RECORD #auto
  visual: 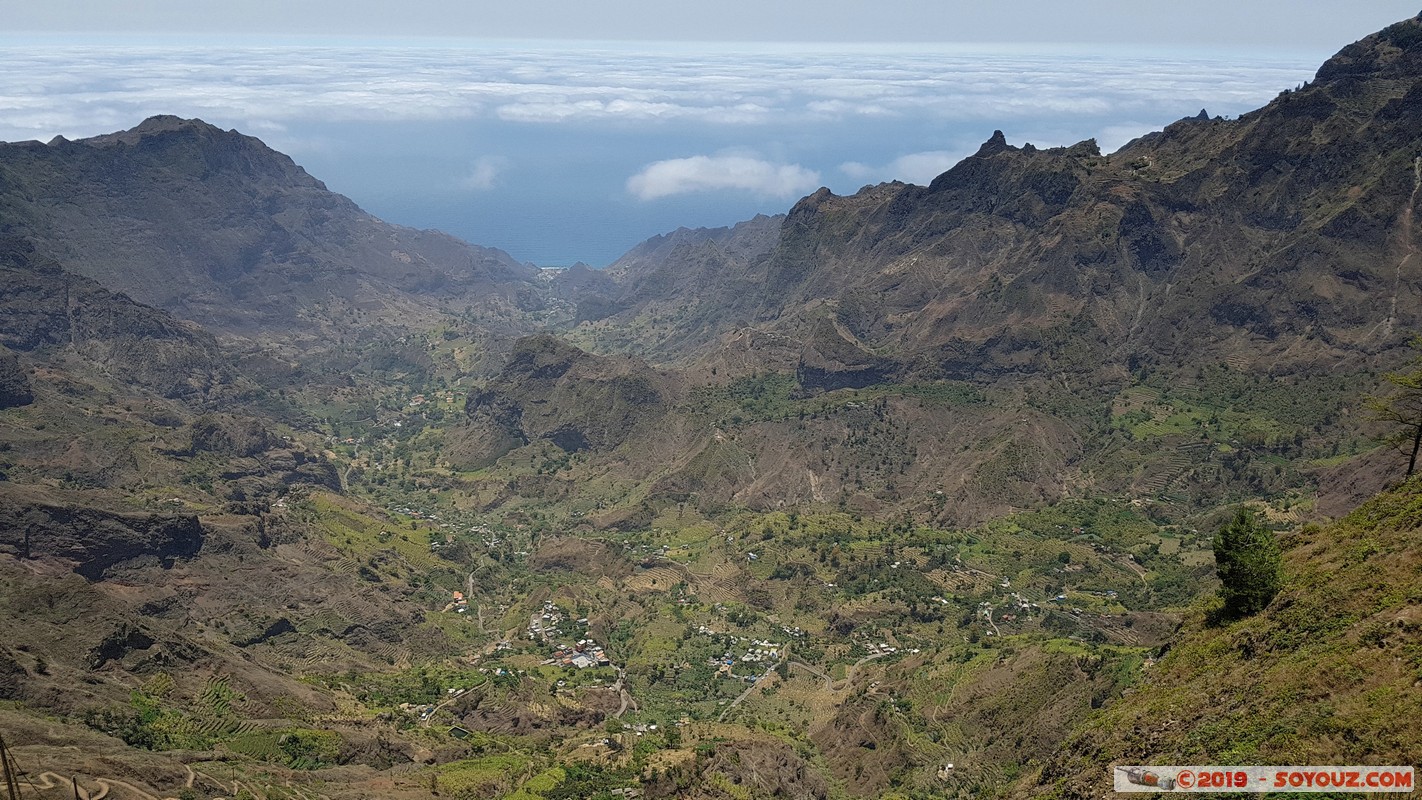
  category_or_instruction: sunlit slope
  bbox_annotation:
[1022,477,1422,798]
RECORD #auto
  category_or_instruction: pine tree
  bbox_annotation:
[1212,507,1281,618]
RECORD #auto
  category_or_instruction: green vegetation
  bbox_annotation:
[1037,478,1422,796]
[1367,338,1422,477]
[1212,507,1281,619]
[436,754,535,798]
[35,342,1376,800]
[11,52,1422,798]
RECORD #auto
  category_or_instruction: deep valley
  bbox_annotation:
[1,14,1421,800]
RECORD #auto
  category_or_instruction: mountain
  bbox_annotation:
[452,334,681,468]
[2,15,1422,800]
[0,235,234,401]
[463,15,1422,528]
[561,214,784,356]
[575,21,1422,384]
[457,337,1080,523]
[1019,476,1422,799]
[0,232,472,795]
[0,115,544,346]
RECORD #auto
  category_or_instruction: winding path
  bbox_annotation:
[419,681,488,728]
[788,649,890,693]
[718,658,786,722]
[719,648,895,722]
[26,771,182,800]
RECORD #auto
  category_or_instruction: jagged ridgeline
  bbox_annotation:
[488,11,1422,523]
[0,12,1419,800]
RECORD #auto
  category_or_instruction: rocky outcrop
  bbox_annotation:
[0,237,233,399]
[795,317,897,392]
[88,624,157,669]
[0,648,28,699]
[0,491,204,579]
[0,346,31,408]
[187,414,279,457]
[455,335,676,467]
[230,617,297,647]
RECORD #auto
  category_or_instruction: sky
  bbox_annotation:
[2,3,1419,265]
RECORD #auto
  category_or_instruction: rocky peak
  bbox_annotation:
[83,114,224,144]
[67,114,318,187]
[973,129,1012,157]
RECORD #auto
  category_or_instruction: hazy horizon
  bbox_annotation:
[4,3,1418,265]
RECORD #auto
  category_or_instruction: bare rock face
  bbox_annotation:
[87,623,157,669]
[0,491,204,579]
[0,648,28,699]
[0,346,31,408]
[0,236,232,400]
[187,414,279,457]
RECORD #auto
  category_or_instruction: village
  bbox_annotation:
[530,600,614,670]
[693,625,789,680]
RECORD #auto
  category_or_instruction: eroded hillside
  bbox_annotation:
[0,14,1420,800]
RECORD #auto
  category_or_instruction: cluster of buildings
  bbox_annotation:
[849,629,917,655]
[529,600,568,641]
[548,641,612,670]
[1010,592,1040,611]
[391,504,439,520]
[703,635,785,678]
[531,601,612,669]
[407,391,457,408]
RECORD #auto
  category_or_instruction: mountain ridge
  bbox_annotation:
[565,17,1422,388]
[0,15,1420,800]
[0,115,545,350]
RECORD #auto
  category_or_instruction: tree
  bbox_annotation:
[1366,338,1422,478]
[1212,507,1280,618]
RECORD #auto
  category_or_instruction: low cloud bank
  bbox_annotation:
[628,154,821,200]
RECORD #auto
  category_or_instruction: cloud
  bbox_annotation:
[0,43,1317,145]
[840,148,972,186]
[460,156,507,191]
[627,154,821,200]
[806,99,893,117]
[1095,122,1168,154]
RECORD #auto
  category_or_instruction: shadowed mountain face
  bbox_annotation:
[0,115,543,343]
[0,236,234,401]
